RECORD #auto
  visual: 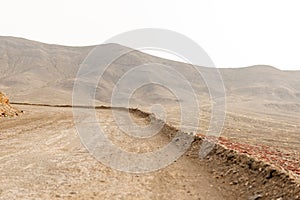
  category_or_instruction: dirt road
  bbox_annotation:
[0,105,229,200]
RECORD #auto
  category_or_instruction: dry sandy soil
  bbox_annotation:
[0,105,299,199]
[0,105,226,200]
[158,104,300,179]
[0,36,299,199]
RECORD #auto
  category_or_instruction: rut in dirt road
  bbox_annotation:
[0,105,228,200]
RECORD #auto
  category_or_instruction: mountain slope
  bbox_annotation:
[0,36,299,180]
[0,36,299,114]
[0,36,92,104]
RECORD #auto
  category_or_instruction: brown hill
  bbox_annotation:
[0,36,299,150]
[0,36,299,111]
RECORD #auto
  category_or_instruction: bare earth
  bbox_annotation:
[0,105,229,200]
[0,37,299,199]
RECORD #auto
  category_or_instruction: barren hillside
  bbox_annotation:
[0,36,299,108]
[0,36,299,199]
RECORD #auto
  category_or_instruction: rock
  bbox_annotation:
[248,193,263,200]
[0,92,22,117]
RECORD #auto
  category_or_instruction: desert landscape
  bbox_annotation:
[0,36,300,199]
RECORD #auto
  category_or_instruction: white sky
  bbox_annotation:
[0,0,299,70]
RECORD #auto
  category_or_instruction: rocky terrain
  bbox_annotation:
[0,105,299,199]
[0,92,22,117]
[0,36,299,199]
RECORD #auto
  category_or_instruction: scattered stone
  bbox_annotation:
[248,193,263,200]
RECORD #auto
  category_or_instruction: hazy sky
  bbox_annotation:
[0,0,299,70]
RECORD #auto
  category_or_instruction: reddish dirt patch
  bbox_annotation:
[197,134,300,178]
[219,137,300,178]
[196,133,300,178]
[193,133,300,199]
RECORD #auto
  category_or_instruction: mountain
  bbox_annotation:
[0,36,299,116]
[0,35,299,160]
[0,36,92,104]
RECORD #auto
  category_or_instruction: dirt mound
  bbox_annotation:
[0,92,22,117]
[190,134,300,199]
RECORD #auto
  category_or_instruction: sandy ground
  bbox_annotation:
[0,105,230,200]
[148,104,300,177]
